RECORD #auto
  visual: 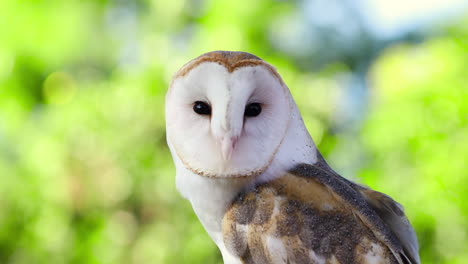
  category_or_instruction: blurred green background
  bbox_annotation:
[0,0,467,263]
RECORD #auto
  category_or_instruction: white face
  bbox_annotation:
[166,62,291,178]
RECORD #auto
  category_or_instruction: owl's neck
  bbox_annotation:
[170,101,317,246]
[256,100,318,184]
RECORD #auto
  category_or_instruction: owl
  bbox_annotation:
[166,51,420,264]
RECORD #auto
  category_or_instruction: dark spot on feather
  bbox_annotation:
[231,192,257,225]
[252,191,274,225]
[240,247,255,264]
[297,207,368,263]
[276,199,302,236]
[222,221,247,257]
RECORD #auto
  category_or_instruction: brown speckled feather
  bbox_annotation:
[222,160,419,264]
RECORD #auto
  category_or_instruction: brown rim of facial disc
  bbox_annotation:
[172,51,284,85]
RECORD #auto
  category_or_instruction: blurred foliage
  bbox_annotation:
[0,0,467,263]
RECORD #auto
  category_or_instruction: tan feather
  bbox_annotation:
[221,161,419,264]
[360,189,420,264]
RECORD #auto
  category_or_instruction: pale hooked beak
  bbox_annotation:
[221,136,238,161]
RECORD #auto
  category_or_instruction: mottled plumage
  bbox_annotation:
[166,51,420,264]
[222,158,418,264]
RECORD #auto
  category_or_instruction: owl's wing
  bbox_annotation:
[359,189,420,264]
[222,161,419,264]
[313,155,420,264]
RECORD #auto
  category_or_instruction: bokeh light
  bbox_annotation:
[0,0,466,263]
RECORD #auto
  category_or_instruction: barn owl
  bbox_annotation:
[166,51,420,264]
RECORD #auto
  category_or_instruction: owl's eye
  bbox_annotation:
[193,101,211,115]
[244,103,262,117]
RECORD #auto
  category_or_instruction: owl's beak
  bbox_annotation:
[221,136,238,161]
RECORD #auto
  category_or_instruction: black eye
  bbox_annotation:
[193,101,211,115]
[244,103,262,117]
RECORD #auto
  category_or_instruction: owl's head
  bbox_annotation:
[166,51,292,178]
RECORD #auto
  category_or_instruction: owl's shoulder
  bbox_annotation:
[221,161,418,264]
